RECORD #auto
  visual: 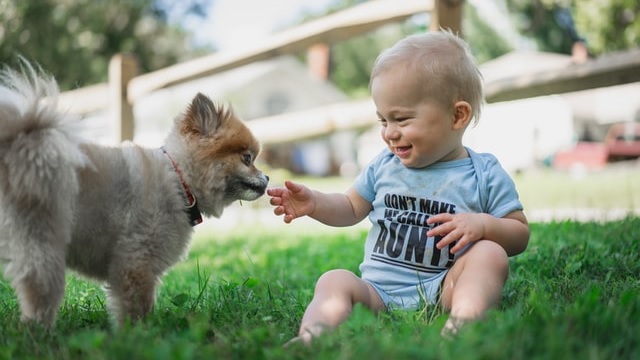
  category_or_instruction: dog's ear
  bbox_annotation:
[180,93,230,137]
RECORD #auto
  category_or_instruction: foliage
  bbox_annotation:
[301,1,512,98]
[1,216,639,359]
[2,0,637,95]
[329,25,414,99]
[505,0,639,55]
[463,3,513,64]
[0,0,209,90]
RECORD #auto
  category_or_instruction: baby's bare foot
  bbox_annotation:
[283,323,329,348]
[440,316,470,339]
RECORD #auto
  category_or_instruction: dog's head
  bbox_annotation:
[169,93,268,218]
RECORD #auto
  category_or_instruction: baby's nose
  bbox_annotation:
[384,124,401,140]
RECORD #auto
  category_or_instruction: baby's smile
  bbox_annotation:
[393,145,412,157]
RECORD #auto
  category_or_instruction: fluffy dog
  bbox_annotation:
[0,62,269,327]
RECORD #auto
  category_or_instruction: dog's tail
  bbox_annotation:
[0,60,88,204]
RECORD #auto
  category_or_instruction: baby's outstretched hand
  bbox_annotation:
[267,180,315,223]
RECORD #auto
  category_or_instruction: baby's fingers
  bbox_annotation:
[448,238,466,254]
[269,196,282,206]
[271,203,298,223]
[273,205,285,216]
[266,187,280,196]
[427,213,452,225]
[427,221,452,237]
[435,231,458,250]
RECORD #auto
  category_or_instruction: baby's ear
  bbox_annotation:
[452,101,472,130]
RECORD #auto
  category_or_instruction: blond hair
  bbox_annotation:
[370,30,484,124]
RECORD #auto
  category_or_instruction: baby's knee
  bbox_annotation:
[316,269,356,286]
[314,269,366,296]
[475,240,507,259]
[462,240,509,276]
[476,240,509,276]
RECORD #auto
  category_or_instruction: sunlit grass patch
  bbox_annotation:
[0,217,639,359]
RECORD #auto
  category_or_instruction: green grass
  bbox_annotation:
[1,217,639,359]
[512,166,640,211]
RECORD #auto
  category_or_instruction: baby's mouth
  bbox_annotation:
[394,145,412,157]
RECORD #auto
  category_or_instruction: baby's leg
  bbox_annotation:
[439,240,509,333]
[289,269,384,345]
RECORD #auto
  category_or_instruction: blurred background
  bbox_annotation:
[2,0,638,230]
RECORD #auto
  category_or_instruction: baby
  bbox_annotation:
[268,30,530,344]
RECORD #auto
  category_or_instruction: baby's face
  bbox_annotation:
[371,69,468,168]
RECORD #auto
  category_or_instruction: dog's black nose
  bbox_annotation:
[265,175,270,181]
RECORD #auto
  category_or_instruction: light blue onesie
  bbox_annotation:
[353,147,523,310]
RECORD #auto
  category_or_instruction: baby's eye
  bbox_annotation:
[377,118,388,126]
[242,153,252,166]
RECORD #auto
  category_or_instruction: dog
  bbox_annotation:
[0,61,269,327]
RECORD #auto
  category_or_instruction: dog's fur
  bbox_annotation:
[0,62,268,327]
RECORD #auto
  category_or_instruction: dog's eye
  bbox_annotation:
[242,153,252,166]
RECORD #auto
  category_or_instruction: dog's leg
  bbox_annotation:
[105,263,158,325]
[6,243,66,328]
[3,207,69,328]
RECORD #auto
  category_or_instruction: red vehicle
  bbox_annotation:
[553,142,608,170]
[605,122,640,161]
[552,122,640,170]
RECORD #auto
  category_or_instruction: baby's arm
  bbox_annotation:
[268,180,371,226]
[427,210,529,257]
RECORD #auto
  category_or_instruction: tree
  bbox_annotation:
[463,3,513,64]
[505,0,639,56]
[573,0,639,54]
[0,0,209,90]
[299,1,511,98]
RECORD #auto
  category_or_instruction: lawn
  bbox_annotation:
[1,215,639,359]
[1,164,639,359]
[513,165,640,218]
